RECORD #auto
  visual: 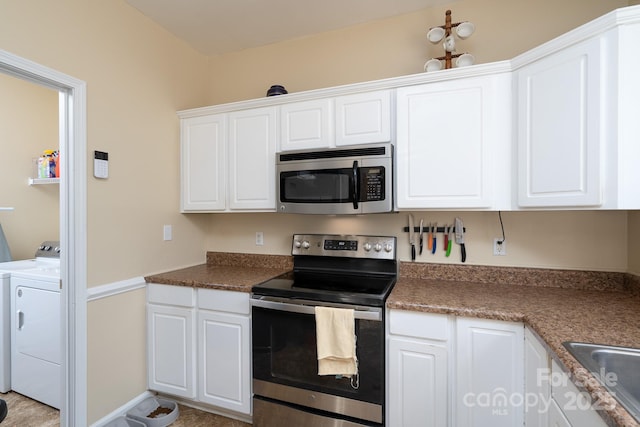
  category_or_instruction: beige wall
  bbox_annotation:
[206,210,629,272]
[1,0,210,423]
[0,74,59,260]
[206,0,628,104]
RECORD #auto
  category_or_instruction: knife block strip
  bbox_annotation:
[403,226,465,233]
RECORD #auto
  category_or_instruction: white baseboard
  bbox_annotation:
[90,390,155,427]
[86,276,146,301]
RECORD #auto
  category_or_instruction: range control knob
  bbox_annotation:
[374,243,383,252]
[363,242,372,252]
[302,240,310,249]
[384,243,394,253]
[294,240,302,248]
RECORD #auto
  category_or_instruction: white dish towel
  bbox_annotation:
[315,306,358,377]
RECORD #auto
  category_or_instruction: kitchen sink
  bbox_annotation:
[563,342,640,422]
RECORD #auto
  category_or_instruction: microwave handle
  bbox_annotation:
[352,160,359,210]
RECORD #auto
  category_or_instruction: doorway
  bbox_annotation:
[0,49,87,426]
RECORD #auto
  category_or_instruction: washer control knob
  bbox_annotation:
[363,242,372,252]
[374,243,382,252]
[302,240,310,249]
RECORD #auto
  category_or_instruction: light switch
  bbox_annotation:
[163,225,172,241]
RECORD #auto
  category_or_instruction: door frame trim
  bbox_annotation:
[0,49,87,426]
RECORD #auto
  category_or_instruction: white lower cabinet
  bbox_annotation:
[525,327,551,427]
[147,284,197,399]
[197,289,251,414]
[524,327,607,427]
[455,317,524,427]
[387,310,451,427]
[548,398,572,427]
[388,312,525,427]
[550,359,607,427]
[147,284,251,417]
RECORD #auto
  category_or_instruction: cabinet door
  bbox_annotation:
[228,107,277,210]
[548,399,572,427]
[396,74,510,209]
[181,114,226,211]
[525,328,551,427]
[280,98,332,151]
[388,337,448,427]
[516,37,603,207]
[147,304,196,399]
[455,318,524,427]
[198,309,251,414]
[550,359,607,427]
[335,90,391,146]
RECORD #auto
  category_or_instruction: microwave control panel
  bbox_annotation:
[360,167,385,201]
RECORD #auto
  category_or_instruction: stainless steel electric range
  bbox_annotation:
[251,234,397,427]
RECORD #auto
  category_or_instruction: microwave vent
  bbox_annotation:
[279,146,388,162]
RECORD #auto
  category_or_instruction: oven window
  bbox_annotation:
[252,306,383,405]
[280,169,353,203]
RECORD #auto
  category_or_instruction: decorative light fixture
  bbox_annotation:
[424,10,475,72]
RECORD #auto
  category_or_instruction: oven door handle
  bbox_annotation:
[251,297,382,321]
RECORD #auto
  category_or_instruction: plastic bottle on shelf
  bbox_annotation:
[43,150,55,178]
[38,156,48,178]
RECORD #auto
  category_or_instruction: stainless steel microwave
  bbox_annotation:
[276,143,394,214]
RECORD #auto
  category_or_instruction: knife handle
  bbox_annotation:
[445,240,452,257]
[432,237,436,254]
[411,244,416,261]
[444,233,449,251]
[461,244,466,263]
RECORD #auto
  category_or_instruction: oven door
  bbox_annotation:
[251,297,384,425]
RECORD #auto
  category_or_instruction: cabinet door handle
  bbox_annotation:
[16,310,24,330]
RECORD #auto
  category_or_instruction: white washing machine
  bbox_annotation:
[0,241,60,408]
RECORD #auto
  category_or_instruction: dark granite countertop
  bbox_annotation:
[144,253,640,426]
[144,252,292,292]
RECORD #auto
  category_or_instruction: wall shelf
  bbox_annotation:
[28,177,60,185]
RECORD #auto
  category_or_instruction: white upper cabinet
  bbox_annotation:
[335,90,391,146]
[516,37,603,208]
[396,73,511,210]
[228,107,277,210]
[278,90,392,151]
[180,106,277,213]
[181,114,226,211]
[514,10,640,209]
[279,99,332,151]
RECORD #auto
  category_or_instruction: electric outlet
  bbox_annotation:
[493,238,506,256]
[256,231,264,246]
